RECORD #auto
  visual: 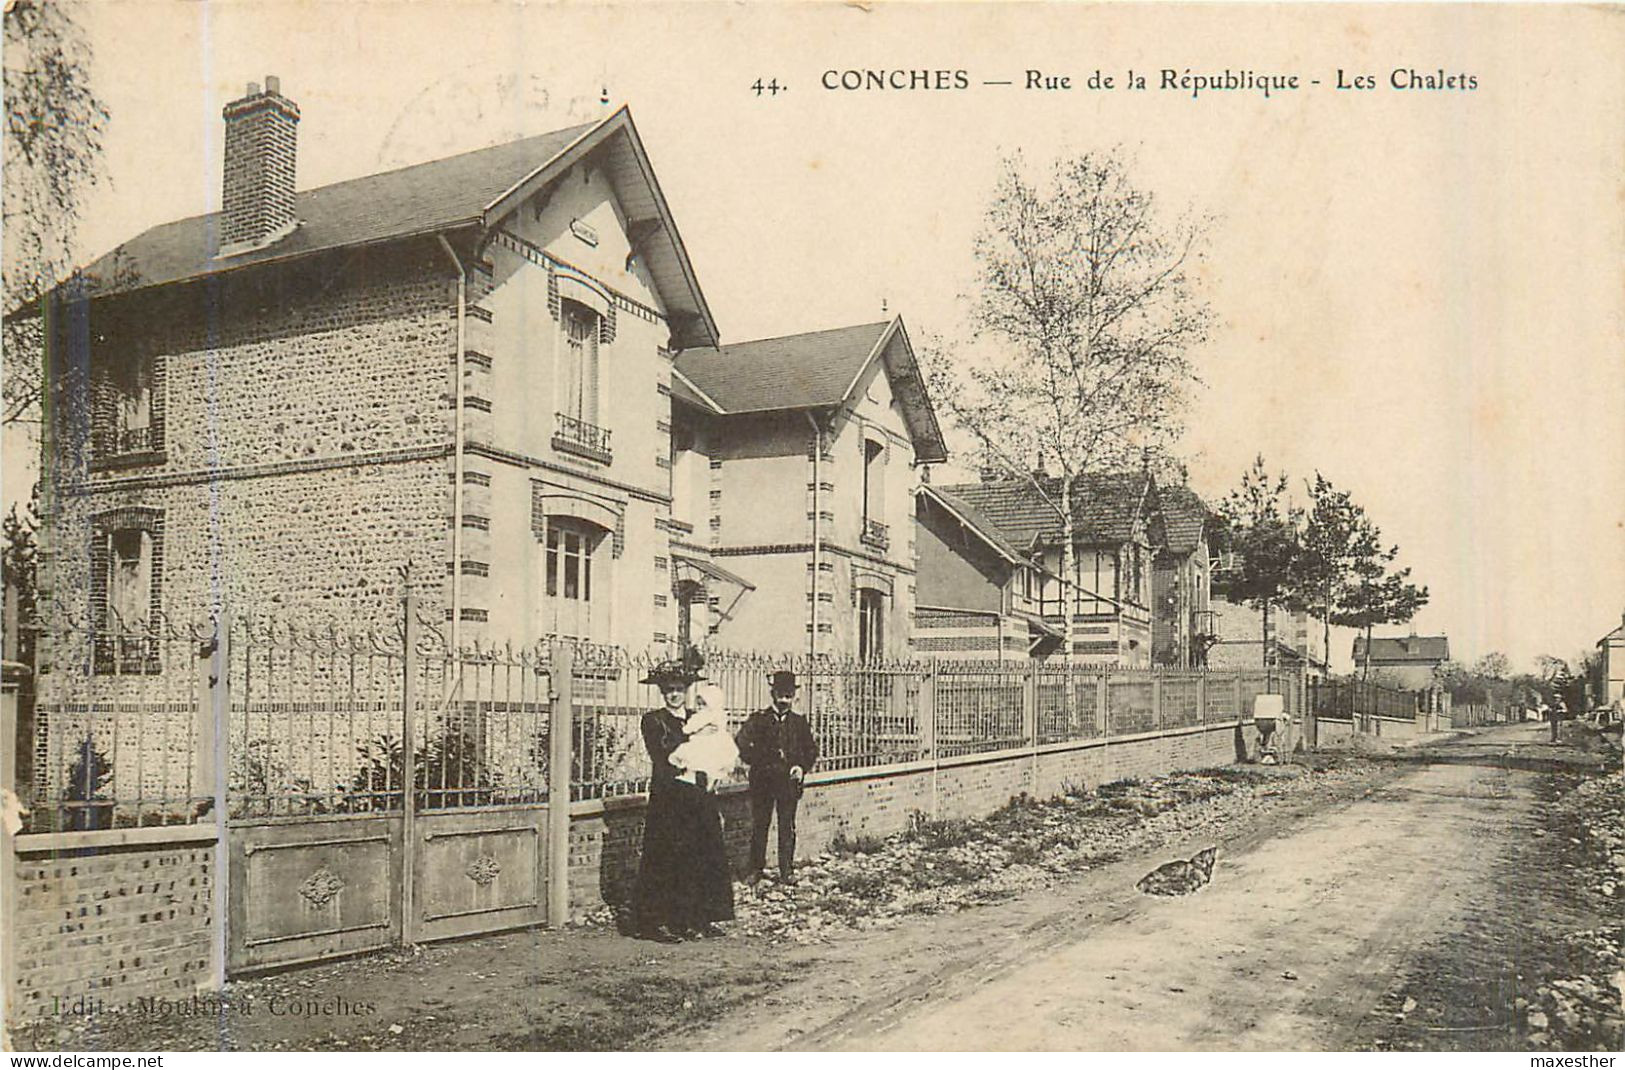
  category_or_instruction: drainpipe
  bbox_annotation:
[437,235,467,654]
[806,412,821,718]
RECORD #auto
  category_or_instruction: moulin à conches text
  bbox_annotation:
[819,67,1479,96]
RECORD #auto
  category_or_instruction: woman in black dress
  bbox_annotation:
[631,658,735,941]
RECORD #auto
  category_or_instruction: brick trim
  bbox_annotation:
[63,445,451,496]
[467,442,670,505]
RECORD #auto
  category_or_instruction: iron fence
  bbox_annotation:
[1308,677,1417,721]
[20,601,1305,832]
[24,606,210,831]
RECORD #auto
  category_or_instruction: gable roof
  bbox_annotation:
[936,471,1154,549]
[675,317,948,463]
[1352,635,1450,663]
[1158,484,1210,556]
[918,485,1034,569]
[676,321,891,413]
[61,107,719,347]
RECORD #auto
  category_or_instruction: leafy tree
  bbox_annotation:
[2,487,38,613]
[1213,456,1302,674]
[1576,648,1604,709]
[1289,472,1384,671]
[2,484,40,668]
[3,0,108,428]
[922,148,1211,659]
[1473,651,1511,681]
[1334,563,1429,680]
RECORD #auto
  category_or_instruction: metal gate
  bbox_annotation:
[223,598,560,973]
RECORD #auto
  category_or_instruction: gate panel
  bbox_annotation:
[414,806,548,942]
[229,816,400,972]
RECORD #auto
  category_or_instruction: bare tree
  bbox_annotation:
[3,0,108,427]
[923,149,1211,659]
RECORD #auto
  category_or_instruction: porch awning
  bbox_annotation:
[1013,609,1063,641]
[671,553,756,591]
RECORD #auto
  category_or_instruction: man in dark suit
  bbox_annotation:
[736,670,819,885]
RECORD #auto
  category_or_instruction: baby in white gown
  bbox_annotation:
[669,683,739,788]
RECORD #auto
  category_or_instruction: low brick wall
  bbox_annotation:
[7,828,217,1022]
[1315,717,1355,744]
[566,718,1255,914]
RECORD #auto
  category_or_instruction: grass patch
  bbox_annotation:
[829,830,889,856]
[908,818,978,850]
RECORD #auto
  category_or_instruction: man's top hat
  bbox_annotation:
[769,670,798,695]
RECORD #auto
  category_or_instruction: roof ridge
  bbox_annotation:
[100,121,606,236]
[300,121,603,201]
[714,319,891,351]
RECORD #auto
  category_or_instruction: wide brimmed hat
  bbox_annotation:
[769,670,798,695]
[642,646,707,688]
[642,659,699,687]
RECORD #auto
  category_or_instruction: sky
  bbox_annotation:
[3,1,1622,673]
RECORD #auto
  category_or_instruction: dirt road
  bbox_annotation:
[21,722,1614,1052]
[677,721,1597,1051]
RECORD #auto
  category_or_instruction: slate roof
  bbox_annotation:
[78,122,597,298]
[919,485,1032,567]
[675,321,892,413]
[668,369,721,413]
[1158,485,1210,556]
[937,472,1153,548]
[49,106,719,347]
[674,318,948,463]
[1352,635,1451,663]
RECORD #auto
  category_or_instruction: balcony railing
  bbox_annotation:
[552,412,612,464]
[861,517,889,551]
[117,425,154,454]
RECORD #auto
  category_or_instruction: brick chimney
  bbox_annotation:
[220,76,300,254]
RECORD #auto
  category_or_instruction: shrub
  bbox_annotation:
[62,734,113,830]
[909,818,976,850]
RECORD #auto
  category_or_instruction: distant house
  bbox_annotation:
[913,484,1062,662]
[1206,557,1327,676]
[1597,612,1625,705]
[1351,633,1449,690]
[925,472,1159,667]
[672,317,948,661]
[1150,485,1216,668]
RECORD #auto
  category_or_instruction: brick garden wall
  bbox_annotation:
[7,831,216,1021]
[565,718,1255,915]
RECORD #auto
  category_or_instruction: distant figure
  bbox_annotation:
[736,670,819,885]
